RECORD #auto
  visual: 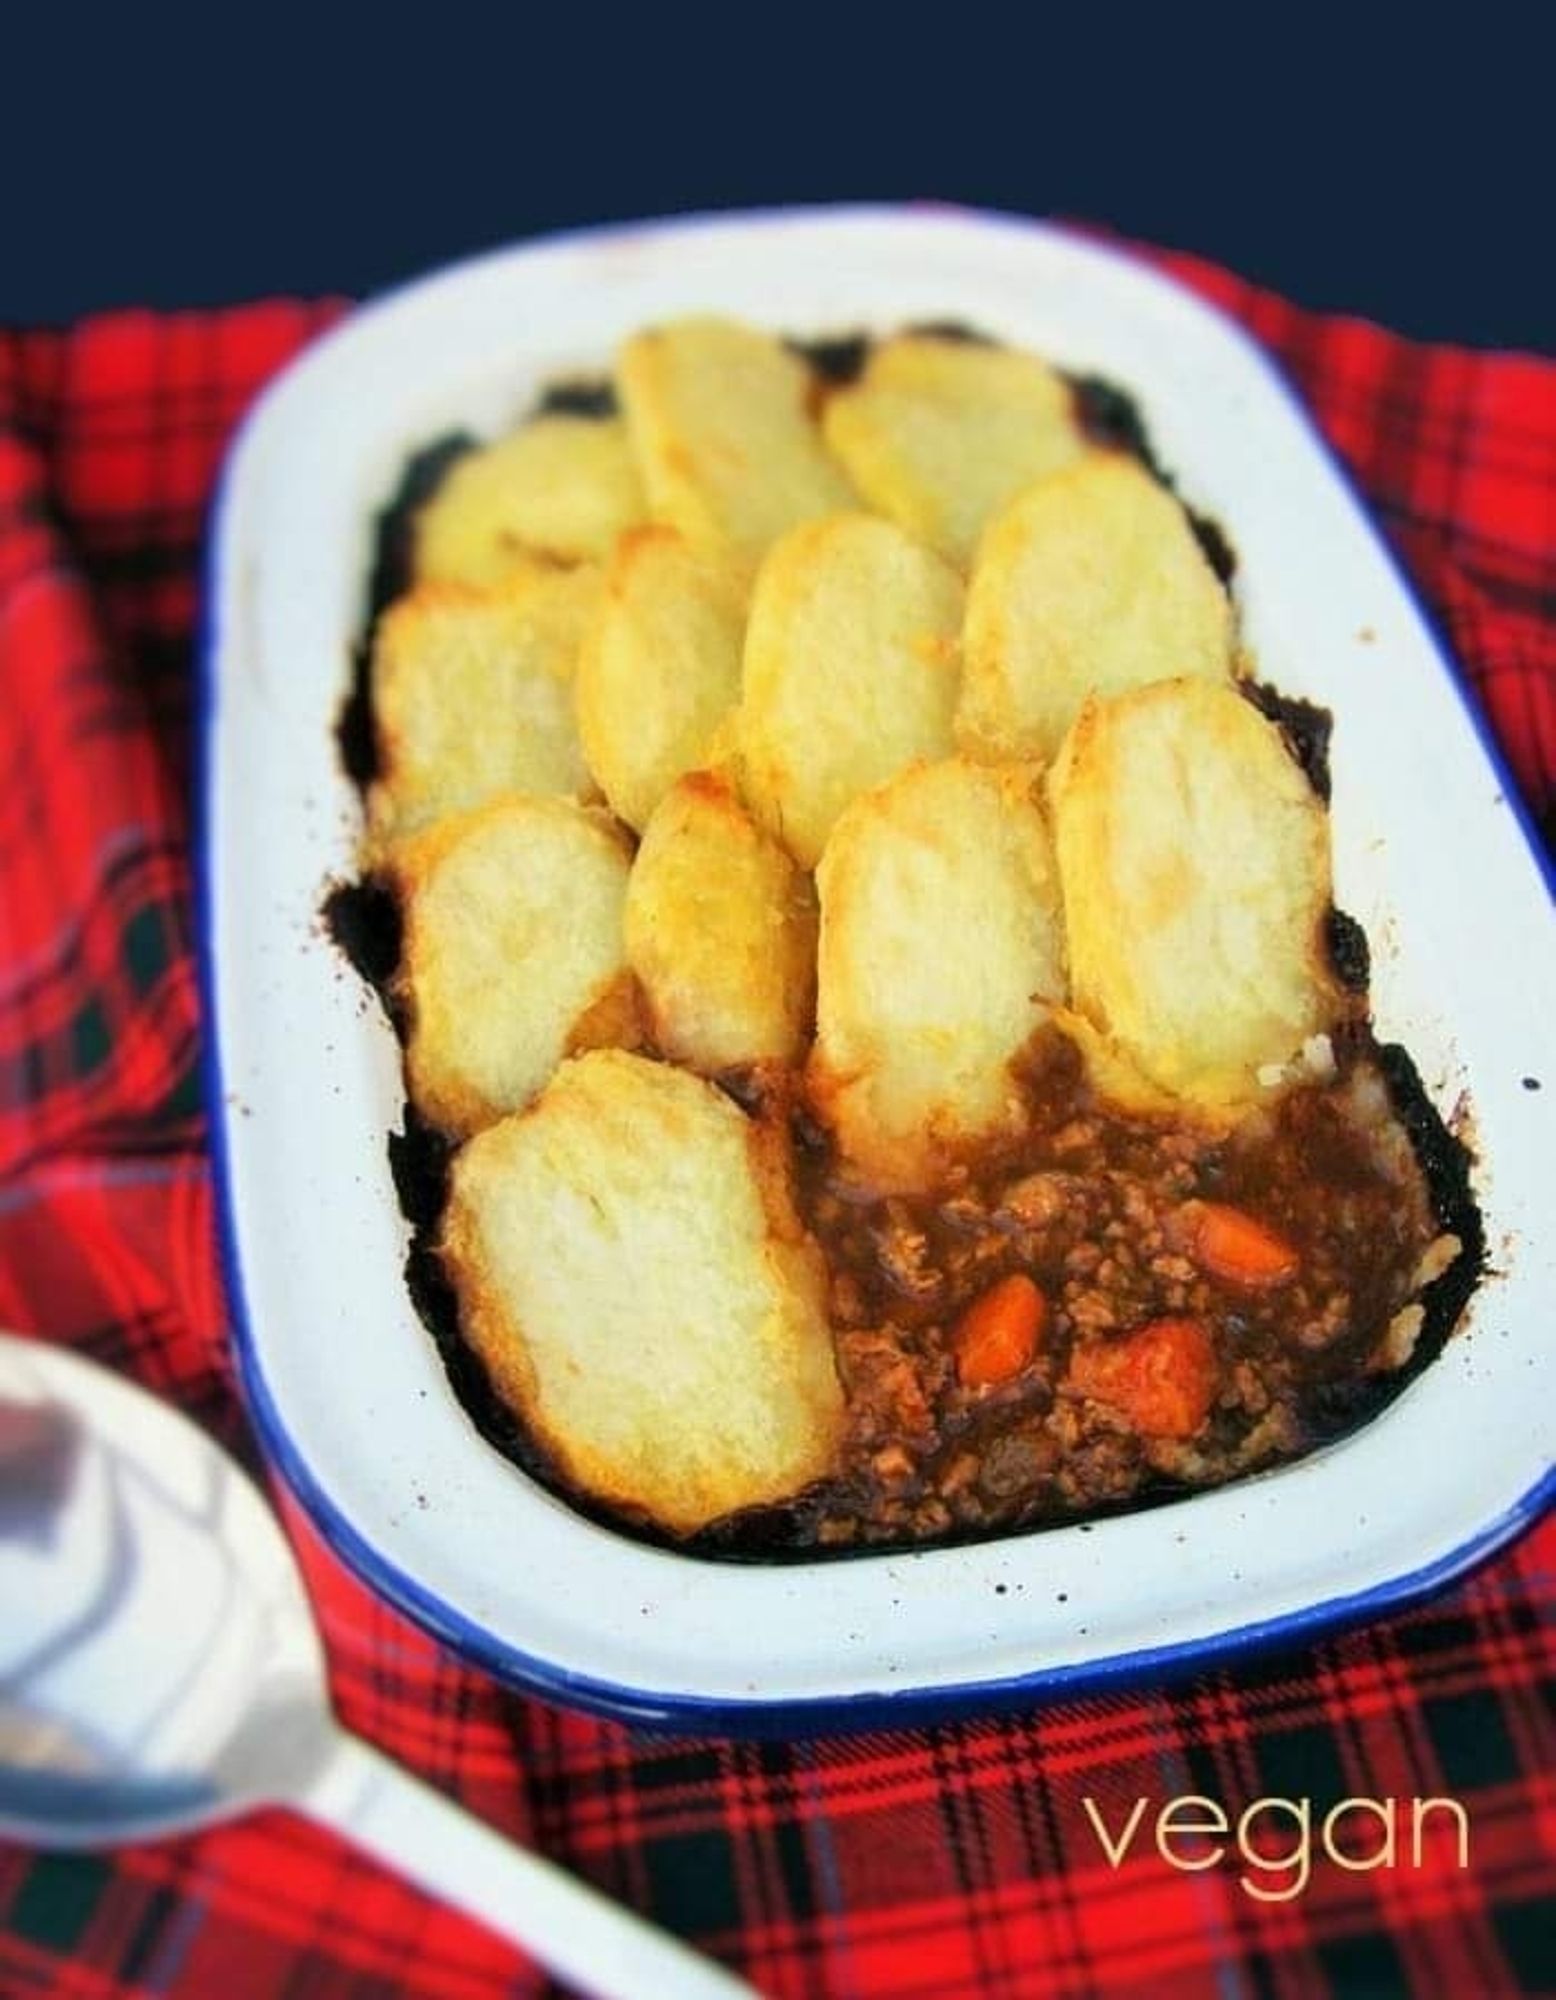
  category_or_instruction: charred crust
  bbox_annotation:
[534,377,618,420]
[791,332,872,387]
[1300,1369,1398,1438]
[363,431,475,630]
[322,874,402,994]
[1376,1040,1486,1307]
[402,1182,570,1512]
[1186,508,1237,587]
[1068,373,1163,474]
[904,319,997,347]
[336,640,380,788]
[1068,374,1238,587]
[1325,907,1372,993]
[404,1237,561,1489]
[340,431,476,789]
[1239,679,1334,802]
[710,1062,803,1125]
[1300,1040,1485,1444]
[404,1236,463,1361]
[388,1105,453,1232]
[396,1133,576,1512]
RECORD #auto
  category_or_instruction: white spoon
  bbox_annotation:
[0,1332,756,2000]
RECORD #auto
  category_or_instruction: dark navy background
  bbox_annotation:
[4,16,1549,349]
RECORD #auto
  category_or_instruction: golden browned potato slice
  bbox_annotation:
[415,416,645,582]
[574,527,748,832]
[959,454,1234,761]
[1048,678,1335,1114]
[441,1049,845,1535]
[616,316,855,563]
[741,514,964,868]
[821,333,1089,565]
[388,796,634,1137]
[625,772,817,1072]
[368,570,601,839]
[810,758,1066,1190]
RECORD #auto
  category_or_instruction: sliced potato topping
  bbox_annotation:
[822,333,1089,565]
[575,527,747,832]
[1048,677,1335,1114]
[389,796,634,1137]
[368,569,601,838]
[625,771,817,1072]
[811,757,1066,1190]
[616,315,855,563]
[415,415,645,583]
[741,513,964,868]
[959,453,1233,761]
[441,1049,844,1535]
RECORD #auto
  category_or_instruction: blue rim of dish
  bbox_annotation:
[195,204,1555,1737]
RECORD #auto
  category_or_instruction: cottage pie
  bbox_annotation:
[330,315,1480,1552]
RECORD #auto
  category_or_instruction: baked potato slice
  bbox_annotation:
[959,454,1234,760]
[741,513,964,868]
[625,771,817,1072]
[616,316,855,563]
[821,333,1088,565]
[368,570,601,839]
[415,415,645,583]
[575,527,747,832]
[810,757,1066,1190]
[388,796,635,1138]
[1048,677,1336,1113]
[441,1049,845,1535]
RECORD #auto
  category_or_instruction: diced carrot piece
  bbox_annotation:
[953,1273,1046,1389]
[1191,1202,1299,1288]
[1067,1316,1217,1440]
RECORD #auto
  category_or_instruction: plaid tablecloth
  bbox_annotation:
[1,236,1552,2000]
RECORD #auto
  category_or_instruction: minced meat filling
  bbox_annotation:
[782,1029,1441,1548]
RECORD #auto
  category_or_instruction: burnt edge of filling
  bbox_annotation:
[903,319,996,347]
[1325,909,1371,993]
[1235,691,1371,1000]
[322,875,402,994]
[534,377,618,419]
[337,650,381,791]
[791,332,872,387]
[364,432,476,627]
[336,431,477,787]
[319,879,559,1507]
[1069,373,1163,471]
[1068,373,1238,587]
[1300,1041,1486,1442]
[1240,679,1334,803]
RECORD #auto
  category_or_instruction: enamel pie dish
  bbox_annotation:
[201,207,1555,1731]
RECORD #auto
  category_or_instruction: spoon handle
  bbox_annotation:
[296,1728,758,2000]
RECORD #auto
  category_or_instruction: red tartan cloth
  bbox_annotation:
[0,240,1553,2000]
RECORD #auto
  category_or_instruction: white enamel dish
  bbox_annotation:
[200,207,1555,1732]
